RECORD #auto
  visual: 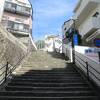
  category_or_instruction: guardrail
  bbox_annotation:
[0,56,24,86]
[74,51,100,86]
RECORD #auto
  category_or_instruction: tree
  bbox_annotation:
[36,40,45,49]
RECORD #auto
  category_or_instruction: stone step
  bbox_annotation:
[12,73,80,76]
[12,76,82,80]
[6,86,91,91]
[0,96,98,100]
[10,78,85,83]
[0,91,96,97]
[8,82,89,87]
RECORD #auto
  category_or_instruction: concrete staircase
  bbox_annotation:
[0,66,99,99]
[0,51,99,99]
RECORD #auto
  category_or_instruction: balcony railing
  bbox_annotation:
[2,20,30,36]
[4,1,31,17]
[7,28,29,36]
[4,2,16,13]
[16,9,30,17]
[79,17,100,37]
[74,0,100,25]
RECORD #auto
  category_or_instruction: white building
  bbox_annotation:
[63,0,100,47]
[62,0,100,62]
[62,0,100,87]
[44,35,62,53]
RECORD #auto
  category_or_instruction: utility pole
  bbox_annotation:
[71,19,76,64]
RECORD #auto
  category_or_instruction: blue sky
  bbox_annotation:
[30,0,78,41]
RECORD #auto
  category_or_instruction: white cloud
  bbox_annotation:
[34,0,75,19]
[30,0,78,40]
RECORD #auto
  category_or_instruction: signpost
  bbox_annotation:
[94,38,100,47]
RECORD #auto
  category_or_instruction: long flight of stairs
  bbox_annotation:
[0,65,99,100]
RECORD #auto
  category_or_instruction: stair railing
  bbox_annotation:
[74,51,100,86]
[0,56,25,86]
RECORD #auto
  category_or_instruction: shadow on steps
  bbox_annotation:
[0,64,99,100]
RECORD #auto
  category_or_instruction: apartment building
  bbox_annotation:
[0,0,32,46]
[63,0,100,47]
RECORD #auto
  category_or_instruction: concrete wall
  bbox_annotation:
[75,51,100,87]
[0,24,27,67]
[0,0,5,21]
[0,23,28,84]
[64,45,100,86]
[74,46,100,87]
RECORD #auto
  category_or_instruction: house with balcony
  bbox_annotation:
[63,0,100,47]
[1,0,32,46]
[62,0,100,63]
[74,0,100,46]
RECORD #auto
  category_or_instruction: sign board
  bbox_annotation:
[94,38,100,47]
[73,34,78,45]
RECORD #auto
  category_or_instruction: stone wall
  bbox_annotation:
[0,24,27,67]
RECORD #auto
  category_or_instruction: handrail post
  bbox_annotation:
[86,62,89,80]
[5,62,8,82]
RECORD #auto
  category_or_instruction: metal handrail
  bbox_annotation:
[0,56,25,85]
[75,51,99,64]
[75,51,100,82]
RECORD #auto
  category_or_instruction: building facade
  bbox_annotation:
[62,0,100,47]
[0,0,32,46]
[44,35,62,53]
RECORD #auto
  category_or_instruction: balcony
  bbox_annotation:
[5,21,30,36]
[7,29,29,36]
[74,0,100,25]
[16,6,31,17]
[4,2,16,13]
[16,10,30,17]
[79,17,100,38]
[4,1,31,17]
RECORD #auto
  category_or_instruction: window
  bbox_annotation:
[7,21,14,29]
[16,5,30,13]
[5,2,16,9]
[5,3,11,8]
[24,25,29,33]
[14,23,19,30]
[17,5,23,12]
[25,7,30,12]
[7,21,30,33]
[19,24,23,31]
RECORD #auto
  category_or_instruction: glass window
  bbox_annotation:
[17,5,22,11]
[7,21,14,29]
[24,25,29,32]
[19,24,24,31]
[7,3,12,8]
[25,7,30,12]
[14,23,19,30]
